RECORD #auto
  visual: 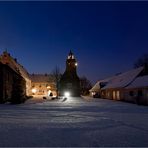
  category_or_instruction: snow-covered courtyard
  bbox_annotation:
[0,96,148,147]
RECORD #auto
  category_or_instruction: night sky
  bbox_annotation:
[0,1,148,84]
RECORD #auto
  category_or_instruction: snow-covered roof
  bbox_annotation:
[90,66,144,91]
[89,82,100,92]
[89,76,116,92]
[0,51,30,80]
[30,74,54,83]
[126,75,148,89]
[102,67,144,89]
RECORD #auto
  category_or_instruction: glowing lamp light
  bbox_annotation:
[47,86,51,89]
[75,62,78,66]
[92,92,95,95]
[64,92,70,97]
[32,88,37,93]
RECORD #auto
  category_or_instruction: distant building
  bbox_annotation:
[30,74,56,96]
[0,52,26,103]
[59,51,80,96]
[90,65,148,105]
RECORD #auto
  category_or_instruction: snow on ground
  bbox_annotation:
[0,96,148,147]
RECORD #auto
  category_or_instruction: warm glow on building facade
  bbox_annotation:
[30,74,56,96]
[0,50,57,99]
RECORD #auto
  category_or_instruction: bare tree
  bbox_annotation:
[51,66,61,98]
[80,76,92,96]
[134,53,148,68]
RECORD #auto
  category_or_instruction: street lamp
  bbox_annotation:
[64,91,70,97]
[32,88,37,94]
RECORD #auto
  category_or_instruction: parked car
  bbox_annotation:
[93,93,100,98]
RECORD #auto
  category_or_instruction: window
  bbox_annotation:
[138,90,143,97]
[116,91,120,100]
[129,91,134,96]
[107,92,110,97]
[113,91,116,99]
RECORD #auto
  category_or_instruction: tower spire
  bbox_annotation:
[69,50,72,55]
[59,50,80,96]
[68,50,75,59]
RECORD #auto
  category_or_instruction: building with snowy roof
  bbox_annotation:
[0,51,26,103]
[89,75,116,97]
[0,51,32,96]
[124,75,148,104]
[90,65,148,105]
[30,74,56,96]
[0,50,57,100]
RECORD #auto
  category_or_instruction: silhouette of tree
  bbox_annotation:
[11,75,26,104]
[80,76,92,95]
[51,66,62,98]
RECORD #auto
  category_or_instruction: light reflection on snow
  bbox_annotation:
[0,96,148,147]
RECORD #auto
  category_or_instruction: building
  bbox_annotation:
[59,51,80,96]
[0,56,26,103]
[30,74,56,96]
[90,76,115,98]
[0,50,57,100]
[125,75,148,104]
[0,51,32,96]
[90,65,148,105]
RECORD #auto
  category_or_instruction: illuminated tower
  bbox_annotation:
[59,50,80,96]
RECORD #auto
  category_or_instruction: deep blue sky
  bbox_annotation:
[0,1,148,84]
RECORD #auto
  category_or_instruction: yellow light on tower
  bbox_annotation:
[75,62,78,66]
